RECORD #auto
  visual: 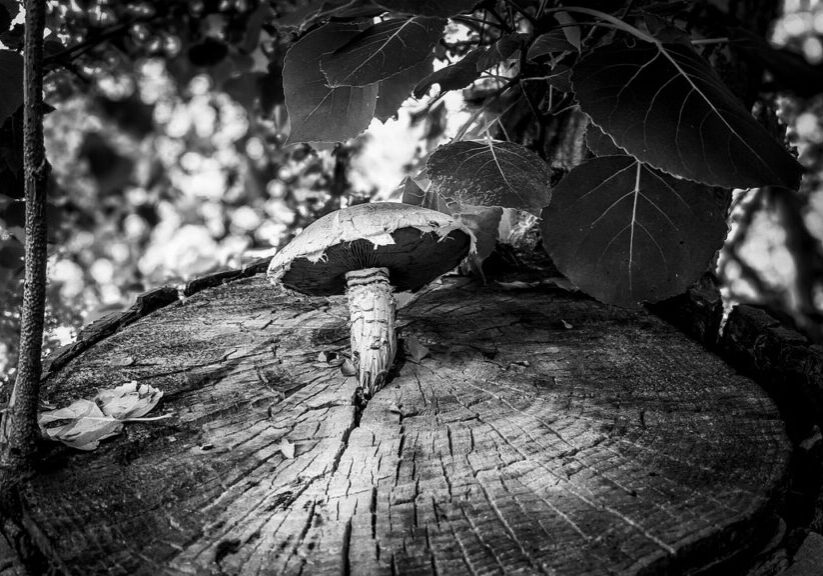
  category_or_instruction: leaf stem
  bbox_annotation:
[691,37,729,45]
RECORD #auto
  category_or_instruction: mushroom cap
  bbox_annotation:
[267,202,475,296]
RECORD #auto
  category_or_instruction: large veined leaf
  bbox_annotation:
[283,23,379,144]
[541,156,729,307]
[375,0,478,17]
[0,50,23,125]
[427,140,551,215]
[321,17,444,87]
[573,42,802,189]
[375,56,433,122]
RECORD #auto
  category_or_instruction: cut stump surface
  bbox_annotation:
[24,276,789,575]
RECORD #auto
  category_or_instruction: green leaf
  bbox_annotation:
[426,140,551,215]
[413,47,484,97]
[553,11,580,51]
[284,23,379,144]
[585,122,625,156]
[375,0,478,17]
[476,33,526,71]
[540,156,729,307]
[375,56,433,122]
[527,30,574,61]
[0,50,23,125]
[573,41,802,189]
[321,17,444,87]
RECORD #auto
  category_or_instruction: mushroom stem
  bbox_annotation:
[345,267,397,397]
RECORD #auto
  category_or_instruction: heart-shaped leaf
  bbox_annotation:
[375,0,478,17]
[541,155,729,307]
[426,140,551,215]
[375,56,433,121]
[284,23,379,144]
[321,17,444,87]
[0,50,23,125]
[573,41,802,189]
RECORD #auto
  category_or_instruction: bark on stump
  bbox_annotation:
[17,274,790,575]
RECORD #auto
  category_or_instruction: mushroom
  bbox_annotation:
[267,202,475,396]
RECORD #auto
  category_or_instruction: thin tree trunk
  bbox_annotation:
[0,0,50,478]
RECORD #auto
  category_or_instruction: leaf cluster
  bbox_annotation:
[0,0,807,320]
[273,0,801,307]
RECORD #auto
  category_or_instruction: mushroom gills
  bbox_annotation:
[345,267,397,396]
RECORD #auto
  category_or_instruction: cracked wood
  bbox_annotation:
[18,276,789,575]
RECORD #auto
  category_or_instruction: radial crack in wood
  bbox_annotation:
[16,276,789,575]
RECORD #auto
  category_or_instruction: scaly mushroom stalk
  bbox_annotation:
[345,267,396,396]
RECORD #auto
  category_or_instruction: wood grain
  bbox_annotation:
[19,275,789,575]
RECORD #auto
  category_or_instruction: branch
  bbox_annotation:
[0,0,50,473]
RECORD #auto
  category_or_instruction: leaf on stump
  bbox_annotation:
[38,382,166,450]
[572,41,802,189]
[321,17,444,87]
[96,381,164,419]
[284,23,379,144]
[540,155,729,308]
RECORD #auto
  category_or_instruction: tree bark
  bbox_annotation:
[5,271,790,575]
[0,0,49,472]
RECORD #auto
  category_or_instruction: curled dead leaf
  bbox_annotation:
[38,381,167,451]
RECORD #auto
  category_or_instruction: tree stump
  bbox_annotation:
[17,273,790,575]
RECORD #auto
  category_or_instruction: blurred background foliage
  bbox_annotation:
[0,0,822,388]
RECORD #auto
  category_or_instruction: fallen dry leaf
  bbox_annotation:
[96,381,163,419]
[38,381,168,451]
[39,399,123,451]
[279,438,295,459]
